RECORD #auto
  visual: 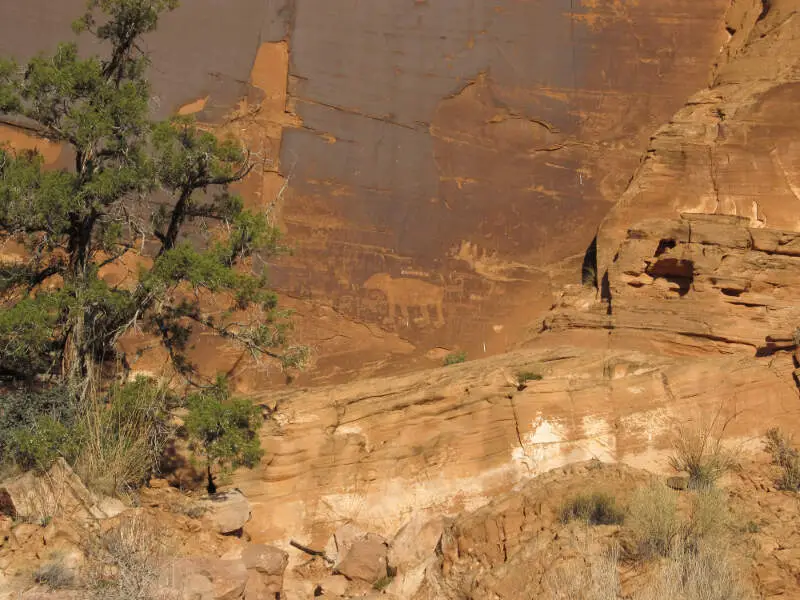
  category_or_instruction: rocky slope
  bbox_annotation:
[226,214,800,555]
[4,458,800,599]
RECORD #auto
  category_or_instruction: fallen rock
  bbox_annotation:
[385,515,444,598]
[243,571,270,600]
[666,476,689,491]
[324,523,366,565]
[165,557,249,600]
[242,543,287,595]
[280,576,315,600]
[242,543,288,575]
[388,515,444,572]
[0,459,102,522]
[200,490,251,535]
[0,516,11,547]
[11,523,41,547]
[318,574,348,596]
[334,533,388,584]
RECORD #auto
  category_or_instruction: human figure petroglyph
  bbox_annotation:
[363,273,445,327]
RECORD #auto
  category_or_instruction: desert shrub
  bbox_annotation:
[9,415,84,472]
[185,377,264,494]
[373,575,395,591]
[626,483,680,559]
[0,386,80,471]
[34,554,76,589]
[669,422,737,490]
[517,371,543,385]
[545,546,620,600]
[764,428,800,491]
[443,351,467,366]
[635,542,753,600]
[560,492,625,526]
[77,377,175,496]
[683,488,729,549]
[1,378,173,490]
[741,520,760,534]
[85,513,170,600]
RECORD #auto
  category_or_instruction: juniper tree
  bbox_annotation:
[0,0,301,399]
[185,376,263,494]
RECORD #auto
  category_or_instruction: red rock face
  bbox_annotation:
[0,0,733,380]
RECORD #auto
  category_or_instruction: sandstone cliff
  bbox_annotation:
[0,0,742,383]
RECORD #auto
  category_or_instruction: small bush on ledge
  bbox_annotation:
[443,351,467,366]
[559,491,625,526]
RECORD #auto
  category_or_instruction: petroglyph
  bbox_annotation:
[452,241,539,283]
[363,273,445,327]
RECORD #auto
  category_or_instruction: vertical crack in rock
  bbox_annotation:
[758,0,772,21]
[509,394,530,472]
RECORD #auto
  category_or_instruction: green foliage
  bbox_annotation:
[559,492,625,526]
[0,386,79,470]
[185,377,264,492]
[517,370,542,385]
[443,351,467,366]
[0,293,69,376]
[373,576,395,591]
[0,378,173,490]
[9,415,83,472]
[0,0,302,392]
[742,520,760,534]
[764,428,800,491]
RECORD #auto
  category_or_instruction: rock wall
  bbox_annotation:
[597,0,800,281]
[230,208,800,549]
[0,0,737,381]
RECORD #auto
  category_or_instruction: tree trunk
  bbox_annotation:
[206,462,217,495]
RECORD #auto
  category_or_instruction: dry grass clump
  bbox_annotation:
[84,512,172,600]
[635,542,753,600]
[625,481,731,561]
[559,492,625,526]
[626,483,680,559]
[34,553,77,589]
[684,487,729,547]
[77,378,175,497]
[669,421,737,490]
[545,546,620,600]
[764,428,800,491]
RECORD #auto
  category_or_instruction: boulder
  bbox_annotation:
[242,543,287,575]
[388,515,443,571]
[666,476,689,491]
[242,543,287,595]
[165,557,249,600]
[334,533,388,584]
[280,576,315,600]
[0,459,126,523]
[324,523,365,565]
[0,515,11,547]
[385,515,444,599]
[0,459,95,522]
[243,571,269,600]
[318,574,348,597]
[200,490,251,535]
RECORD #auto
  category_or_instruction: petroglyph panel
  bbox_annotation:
[363,274,446,328]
